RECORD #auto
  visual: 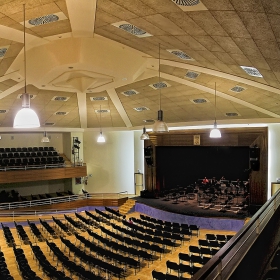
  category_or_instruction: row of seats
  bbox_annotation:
[0,147,55,152]
[0,156,64,167]
[0,151,59,158]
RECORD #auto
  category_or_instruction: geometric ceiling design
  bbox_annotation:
[0,0,280,130]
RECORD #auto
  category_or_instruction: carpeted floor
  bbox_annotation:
[132,194,250,219]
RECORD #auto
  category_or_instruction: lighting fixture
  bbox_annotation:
[97,105,105,143]
[140,98,150,140]
[13,4,40,129]
[210,82,221,138]
[41,131,50,143]
[152,44,169,133]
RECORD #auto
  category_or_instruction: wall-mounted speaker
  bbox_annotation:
[144,146,153,166]
[250,146,260,171]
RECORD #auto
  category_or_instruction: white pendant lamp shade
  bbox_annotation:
[41,131,50,143]
[97,131,105,143]
[209,82,221,138]
[210,121,221,138]
[153,110,169,133]
[14,107,40,128]
[140,127,150,140]
[13,5,40,129]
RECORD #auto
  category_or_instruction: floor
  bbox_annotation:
[0,211,237,280]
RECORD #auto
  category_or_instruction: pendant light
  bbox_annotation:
[152,44,168,133]
[97,105,105,143]
[41,131,50,143]
[14,4,40,128]
[210,82,221,138]
[140,98,150,140]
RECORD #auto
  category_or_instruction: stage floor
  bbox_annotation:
[133,194,249,220]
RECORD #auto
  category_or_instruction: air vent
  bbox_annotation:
[23,12,67,28]
[185,71,200,79]
[0,110,7,113]
[240,66,263,78]
[191,98,209,104]
[172,0,200,6]
[167,49,194,60]
[45,122,55,126]
[144,119,155,123]
[55,111,69,115]
[90,97,108,101]
[95,109,110,113]
[230,86,246,93]
[121,90,139,97]
[149,81,171,90]
[0,48,8,58]
[111,21,152,38]
[17,94,36,99]
[225,112,240,117]
[134,107,149,112]
[52,96,70,101]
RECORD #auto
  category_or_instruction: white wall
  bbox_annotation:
[0,132,64,152]
[134,131,145,189]
[268,124,280,199]
[83,130,141,194]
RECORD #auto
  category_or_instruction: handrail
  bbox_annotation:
[0,191,128,212]
[192,188,280,280]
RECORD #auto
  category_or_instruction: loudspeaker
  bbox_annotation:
[144,146,153,166]
[250,147,260,171]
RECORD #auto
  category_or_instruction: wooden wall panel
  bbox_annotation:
[0,166,87,184]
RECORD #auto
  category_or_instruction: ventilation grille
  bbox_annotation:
[240,66,263,78]
[134,107,149,112]
[230,86,246,93]
[167,49,193,60]
[149,81,171,90]
[95,109,110,113]
[0,110,7,113]
[121,90,139,97]
[226,112,240,117]
[90,97,108,101]
[112,21,152,37]
[144,119,155,123]
[24,12,67,28]
[52,96,70,101]
[29,14,59,26]
[0,48,8,58]
[45,122,55,126]
[17,94,36,99]
[186,71,200,79]
[172,0,200,6]
[191,98,209,104]
[55,111,69,115]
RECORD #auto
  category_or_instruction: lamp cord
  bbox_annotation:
[23,4,27,93]
[99,105,102,132]
[158,43,161,111]
[214,82,217,122]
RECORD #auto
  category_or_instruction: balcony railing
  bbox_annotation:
[192,188,280,280]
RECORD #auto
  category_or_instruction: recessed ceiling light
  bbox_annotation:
[0,47,8,58]
[144,119,155,123]
[172,0,200,6]
[240,66,263,78]
[167,49,194,60]
[55,111,69,115]
[95,109,110,113]
[23,12,68,28]
[45,122,55,126]
[111,21,153,37]
[0,110,7,113]
[17,94,36,99]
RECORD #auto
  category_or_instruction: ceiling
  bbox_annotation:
[0,0,280,132]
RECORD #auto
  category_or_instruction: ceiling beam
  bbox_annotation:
[106,88,132,127]
[66,0,97,38]
[76,92,87,128]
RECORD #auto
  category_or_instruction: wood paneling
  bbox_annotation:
[0,166,87,184]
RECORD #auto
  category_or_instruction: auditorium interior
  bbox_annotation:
[0,0,280,279]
